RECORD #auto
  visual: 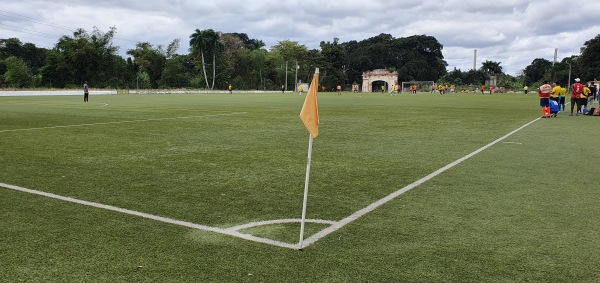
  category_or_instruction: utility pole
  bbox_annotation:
[295,60,299,92]
[285,61,288,92]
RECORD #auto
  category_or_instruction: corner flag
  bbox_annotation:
[300,69,319,138]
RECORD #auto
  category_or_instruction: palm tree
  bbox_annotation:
[480,60,503,76]
[189,29,221,89]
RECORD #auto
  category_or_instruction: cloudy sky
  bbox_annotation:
[1,0,599,75]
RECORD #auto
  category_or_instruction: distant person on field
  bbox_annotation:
[489,85,493,94]
[570,78,583,116]
[550,82,560,105]
[337,85,342,95]
[83,81,89,102]
[322,85,326,92]
[481,85,485,94]
[228,84,232,94]
[395,84,400,95]
[537,80,552,118]
[431,84,435,93]
[390,84,395,95]
[281,85,285,94]
[381,85,385,93]
[581,83,590,114]
[588,82,596,106]
[524,85,528,95]
[559,83,567,111]
[549,99,560,117]
[298,84,303,95]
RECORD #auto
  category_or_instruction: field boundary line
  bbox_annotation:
[300,117,541,248]
[0,112,247,134]
[0,182,305,249]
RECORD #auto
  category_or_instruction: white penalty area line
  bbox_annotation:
[0,112,247,134]
[298,116,542,249]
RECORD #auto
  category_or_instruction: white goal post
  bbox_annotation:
[401,81,435,92]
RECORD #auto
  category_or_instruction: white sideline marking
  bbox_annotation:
[299,117,541,248]
[0,112,247,133]
[0,182,301,250]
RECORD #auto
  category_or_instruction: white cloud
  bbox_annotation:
[1,0,599,75]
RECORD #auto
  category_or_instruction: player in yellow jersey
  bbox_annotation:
[559,83,567,112]
[581,84,590,113]
[550,82,561,104]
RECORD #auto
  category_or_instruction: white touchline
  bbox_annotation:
[0,182,299,250]
[299,116,541,248]
[0,112,247,133]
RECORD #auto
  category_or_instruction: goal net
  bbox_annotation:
[401,81,435,93]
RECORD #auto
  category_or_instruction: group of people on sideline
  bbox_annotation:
[537,78,599,118]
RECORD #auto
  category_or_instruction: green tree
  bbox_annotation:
[270,40,309,90]
[189,29,222,89]
[127,42,168,88]
[3,56,33,87]
[0,38,47,74]
[160,54,194,88]
[41,27,125,88]
[578,34,600,81]
[523,58,552,85]
[480,60,503,76]
[320,38,348,88]
[441,67,464,85]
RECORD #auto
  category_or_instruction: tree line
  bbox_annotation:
[1,27,599,91]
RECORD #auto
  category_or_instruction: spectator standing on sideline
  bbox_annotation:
[588,82,596,107]
[537,81,552,118]
[524,85,528,95]
[570,78,583,116]
[559,83,567,111]
[83,81,89,102]
[581,83,590,114]
[550,82,561,106]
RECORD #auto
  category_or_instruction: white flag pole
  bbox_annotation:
[298,133,314,249]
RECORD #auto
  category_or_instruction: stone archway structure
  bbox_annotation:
[362,69,398,92]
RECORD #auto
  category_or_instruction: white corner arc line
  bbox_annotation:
[0,182,297,250]
[0,112,247,134]
[226,219,338,232]
[299,117,541,248]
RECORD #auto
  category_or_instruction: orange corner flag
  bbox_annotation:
[300,69,320,138]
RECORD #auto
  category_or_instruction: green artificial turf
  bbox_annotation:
[1,91,599,282]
